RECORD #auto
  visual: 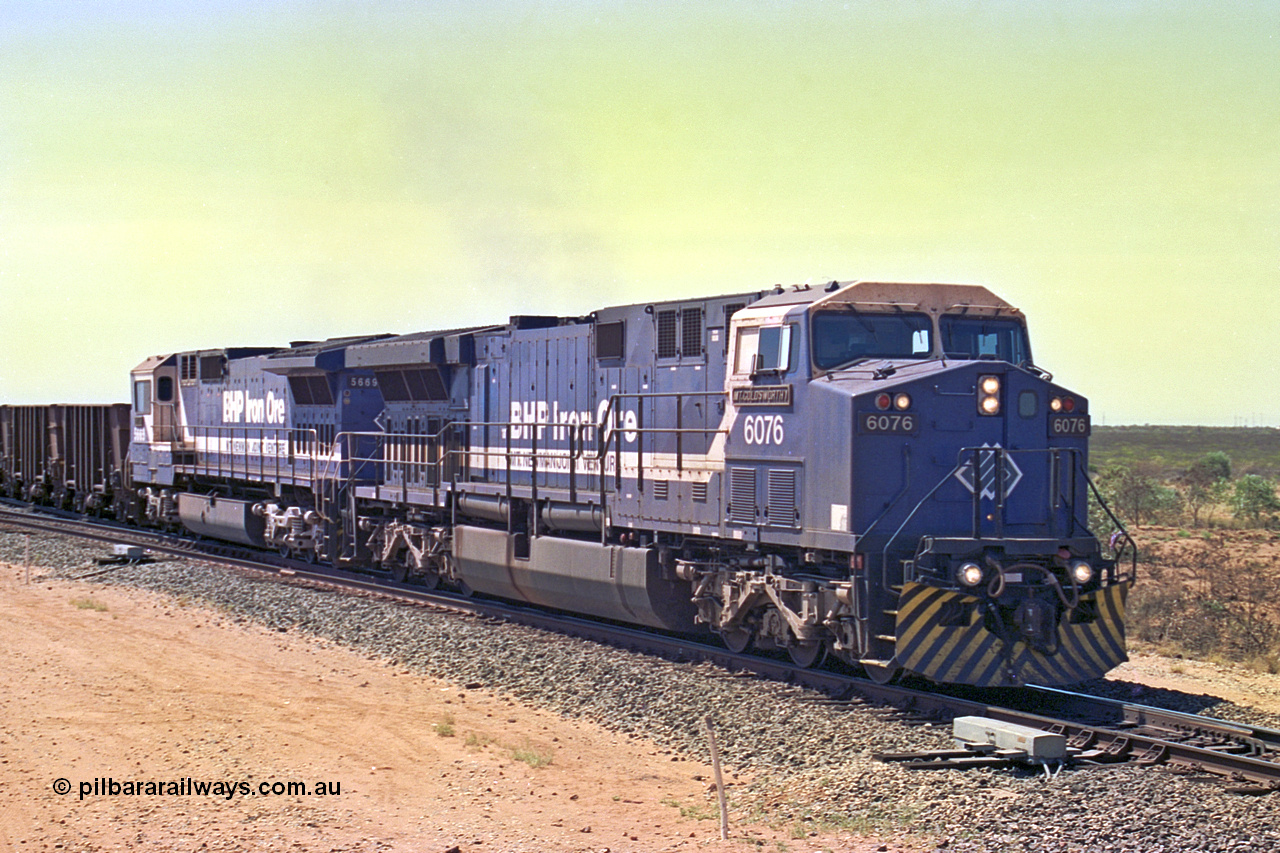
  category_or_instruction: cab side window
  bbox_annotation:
[133,380,152,415]
[734,325,794,376]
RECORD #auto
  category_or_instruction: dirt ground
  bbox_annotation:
[1106,650,1280,715]
[0,565,920,853]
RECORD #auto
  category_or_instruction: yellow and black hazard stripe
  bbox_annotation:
[894,582,1129,687]
[1008,584,1129,685]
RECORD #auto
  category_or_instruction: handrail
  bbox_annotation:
[166,423,322,492]
[328,391,729,544]
[337,421,597,509]
[1078,455,1138,583]
[595,390,729,494]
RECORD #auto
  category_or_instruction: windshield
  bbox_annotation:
[939,316,1030,363]
[811,311,932,369]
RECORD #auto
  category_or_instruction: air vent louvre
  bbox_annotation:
[767,469,797,527]
[729,467,756,525]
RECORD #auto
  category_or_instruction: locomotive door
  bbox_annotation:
[473,364,491,481]
[148,364,179,445]
[722,318,801,540]
[1002,373,1083,536]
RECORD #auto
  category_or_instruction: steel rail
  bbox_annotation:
[1024,684,1280,753]
[3,503,1278,791]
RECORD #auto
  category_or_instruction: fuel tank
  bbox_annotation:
[177,493,265,547]
[451,525,700,632]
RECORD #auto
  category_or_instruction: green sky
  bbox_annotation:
[2,1,1277,425]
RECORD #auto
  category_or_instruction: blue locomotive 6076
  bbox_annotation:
[94,280,1136,686]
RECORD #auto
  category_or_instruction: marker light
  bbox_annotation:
[957,562,984,587]
[894,393,912,410]
[1050,397,1063,412]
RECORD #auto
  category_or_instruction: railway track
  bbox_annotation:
[4,503,1278,794]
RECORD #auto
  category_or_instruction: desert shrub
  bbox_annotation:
[1094,463,1180,528]
[1231,474,1280,528]
[1128,536,1280,660]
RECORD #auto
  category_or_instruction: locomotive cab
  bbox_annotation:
[714,281,1132,685]
[130,353,179,449]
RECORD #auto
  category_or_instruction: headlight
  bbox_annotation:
[978,375,1001,416]
[1050,396,1063,412]
[957,562,984,587]
[894,393,911,410]
[1070,560,1094,584]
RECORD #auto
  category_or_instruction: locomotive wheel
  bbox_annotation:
[391,553,411,584]
[720,627,753,654]
[787,640,827,669]
[453,578,474,597]
[419,570,441,591]
[864,660,902,685]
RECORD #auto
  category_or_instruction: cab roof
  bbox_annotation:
[749,280,1023,319]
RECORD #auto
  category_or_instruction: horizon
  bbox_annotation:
[2,1,1278,427]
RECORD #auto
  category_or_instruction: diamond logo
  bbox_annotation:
[954,443,1023,500]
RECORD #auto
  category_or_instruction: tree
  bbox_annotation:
[1098,462,1178,526]
[1199,451,1232,482]
[1231,474,1280,527]
[1181,452,1233,528]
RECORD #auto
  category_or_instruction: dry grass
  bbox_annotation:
[1128,526,1280,664]
[510,740,554,768]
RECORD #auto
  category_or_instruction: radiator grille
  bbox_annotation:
[729,467,756,525]
[767,468,797,527]
[657,310,678,359]
[681,307,703,357]
[723,303,745,353]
